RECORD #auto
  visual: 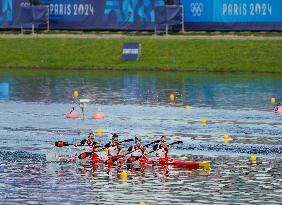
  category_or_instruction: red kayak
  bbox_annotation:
[138,156,210,170]
[58,153,210,170]
[58,156,76,162]
[58,153,125,164]
[89,154,210,170]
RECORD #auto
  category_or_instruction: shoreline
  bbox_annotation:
[1,66,282,74]
[1,34,281,73]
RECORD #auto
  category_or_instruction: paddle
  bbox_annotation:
[125,140,160,156]
[78,138,134,159]
[55,141,75,147]
[126,140,183,164]
[55,141,101,147]
[105,140,161,165]
[145,140,183,156]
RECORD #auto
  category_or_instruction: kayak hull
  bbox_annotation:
[93,155,210,170]
[58,154,210,170]
[139,156,210,170]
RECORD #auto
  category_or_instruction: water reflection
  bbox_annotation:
[0,83,9,100]
[0,69,282,110]
[1,155,281,204]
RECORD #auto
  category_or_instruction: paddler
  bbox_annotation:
[74,132,98,151]
[123,136,146,163]
[274,103,281,111]
[104,133,122,158]
[153,136,170,159]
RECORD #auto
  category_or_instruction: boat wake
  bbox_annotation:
[179,143,282,156]
[1,142,281,164]
[0,150,46,162]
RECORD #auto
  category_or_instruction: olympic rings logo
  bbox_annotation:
[190,3,204,16]
[20,2,31,7]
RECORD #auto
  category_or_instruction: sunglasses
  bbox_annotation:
[161,140,167,142]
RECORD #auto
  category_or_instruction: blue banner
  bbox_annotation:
[1,0,282,30]
[155,5,182,25]
[214,0,282,22]
[182,0,211,22]
[0,0,164,29]
[181,0,282,22]
[181,0,282,30]
[42,0,164,30]
[0,0,13,23]
[0,0,36,28]
[20,6,48,25]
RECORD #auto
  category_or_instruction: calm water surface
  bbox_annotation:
[0,69,282,204]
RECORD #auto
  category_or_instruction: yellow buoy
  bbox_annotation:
[169,94,175,102]
[271,98,276,103]
[249,155,257,162]
[224,134,230,140]
[202,119,207,125]
[120,171,128,180]
[138,202,146,205]
[97,128,103,136]
[185,105,191,110]
[73,90,79,98]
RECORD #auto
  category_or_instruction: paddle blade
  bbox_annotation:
[105,155,124,164]
[78,152,92,159]
[120,139,134,143]
[127,156,141,163]
[145,140,160,147]
[104,158,113,165]
[171,141,183,145]
[55,141,68,147]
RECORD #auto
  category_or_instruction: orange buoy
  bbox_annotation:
[66,108,79,119]
[274,105,282,114]
[92,111,105,119]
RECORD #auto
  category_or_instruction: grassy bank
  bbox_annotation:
[0,37,281,72]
